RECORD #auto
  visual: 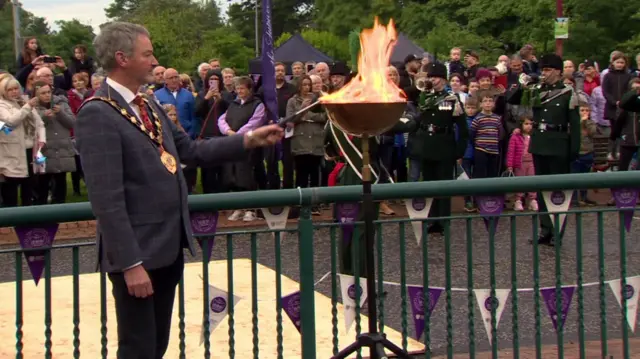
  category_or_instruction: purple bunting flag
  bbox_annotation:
[14,224,59,285]
[260,0,278,123]
[336,203,359,245]
[540,286,576,331]
[406,285,443,340]
[476,195,504,233]
[611,188,638,232]
[190,212,219,262]
[281,291,302,333]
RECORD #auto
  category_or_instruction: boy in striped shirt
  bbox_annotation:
[469,90,504,178]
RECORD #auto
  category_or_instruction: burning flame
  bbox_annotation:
[320,18,406,104]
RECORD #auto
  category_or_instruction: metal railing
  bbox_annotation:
[1,171,639,359]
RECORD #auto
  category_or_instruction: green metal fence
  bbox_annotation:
[1,171,640,358]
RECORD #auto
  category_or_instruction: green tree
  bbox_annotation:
[43,20,96,63]
[105,0,142,21]
[0,6,50,72]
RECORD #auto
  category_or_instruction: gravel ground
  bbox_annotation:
[1,209,639,356]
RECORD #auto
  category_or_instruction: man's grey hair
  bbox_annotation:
[91,73,105,83]
[197,63,210,72]
[94,21,150,72]
[510,54,523,62]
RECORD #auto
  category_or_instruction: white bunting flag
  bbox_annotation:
[200,285,242,345]
[339,274,368,333]
[541,190,573,232]
[261,207,290,230]
[404,198,433,245]
[608,276,640,333]
[474,289,510,344]
[456,163,470,180]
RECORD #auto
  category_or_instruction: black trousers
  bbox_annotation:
[533,154,570,237]
[473,150,500,178]
[35,172,67,205]
[108,251,184,359]
[182,167,197,194]
[421,159,454,228]
[71,155,83,194]
[294,154,321,188]
[1,149,35,207]
[200,166,223,194]
[618,146,637,171]
[281,138,294,189]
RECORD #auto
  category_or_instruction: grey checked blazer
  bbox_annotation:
[76,81,245,273]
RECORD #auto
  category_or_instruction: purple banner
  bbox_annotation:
[190,212,219,262]
[540,286,575,331]
[14,224,59,285]
[260,0,278,123]
[407,286,443,340]
[476,195,504,233]
[281,291,301,333]
[611,188,638,232]
[336,203,359,245]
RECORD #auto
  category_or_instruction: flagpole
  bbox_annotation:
[12,0,22,61]
[254,0,259,57]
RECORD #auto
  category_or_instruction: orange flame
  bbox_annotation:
[320,18,407,104]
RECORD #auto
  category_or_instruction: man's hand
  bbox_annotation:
[243,124,284,149]
[52,104,61,114]
[55,56,66,70]
[123,264,154,298]
[226,129,236,136]
[31,55,45,66]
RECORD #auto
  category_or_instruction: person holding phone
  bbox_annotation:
[0,76,45,207]
[194,69,228,194]
[32,81,76,205]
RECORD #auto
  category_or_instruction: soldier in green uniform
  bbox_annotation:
[507,54,581,246]
[409,62,468,235]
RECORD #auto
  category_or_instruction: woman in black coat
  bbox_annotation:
[194,69,229,194]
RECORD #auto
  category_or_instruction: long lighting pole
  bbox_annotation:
[555,0,563,57]
[12,0,21,61]
[254,0,259,56]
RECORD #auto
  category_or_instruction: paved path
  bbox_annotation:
[1,189,639,356]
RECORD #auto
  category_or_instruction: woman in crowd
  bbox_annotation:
[286,75,327,214]
[196,69,229,194]
[67,72,94,196]
[218,76,266,222]
[449,73,468,105]
[603,52,635,131]
[17,37,44,71]
[180,73,197,97]
[0,76,45,207]
[32,81,76,205]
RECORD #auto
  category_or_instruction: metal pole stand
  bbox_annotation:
[332,134,410,359]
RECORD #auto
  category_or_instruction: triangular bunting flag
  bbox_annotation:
[339,274,368,333]
[14,224,59,285]
[200,285,242,345]
[611,188,638,232]
[541,190,573,232]
[335,203,359,245]
[190,212,219,262]
[281,291,302,333]
[540,286,576,332]
[474,289,510,344]
[456,163,469,180]
[261,207,290,230]
[608,276,640,333]
[404,198,433,245]
[406,285,443,340]
[475,195,504,233]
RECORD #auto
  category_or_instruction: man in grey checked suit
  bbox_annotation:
[75,22,283,359]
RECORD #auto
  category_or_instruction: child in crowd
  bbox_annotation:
[469,90,503,178]
[468,78,480,97]
[462,97,478,212]
[506,116,538,211]
[571,105,598,205]
[162,104,185,133]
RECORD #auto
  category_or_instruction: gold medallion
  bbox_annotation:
[160,149,177,174]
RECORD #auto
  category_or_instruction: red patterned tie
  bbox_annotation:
[133,95,155,133]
